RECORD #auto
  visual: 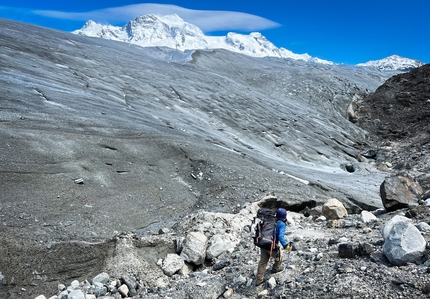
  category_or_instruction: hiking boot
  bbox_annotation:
[271,266,285,273]
[255,280,265,287]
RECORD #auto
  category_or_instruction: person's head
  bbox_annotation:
[276,208,287,221]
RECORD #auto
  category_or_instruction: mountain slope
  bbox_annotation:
[0,18,396,296]
[0,17,392,241]
[355,63,430,191]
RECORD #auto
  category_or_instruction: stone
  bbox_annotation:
[267,277,277,289]
[206,234,232,259]
[416,222,430,232]
[74,178,84,184]
[118,284,129,297]
[57,284,66,292]
[213,259,231,271]
[121,274,138,291]
[67,290,85,299]
[223,288,233,298]
[258,290,269,297]
[67,280,80,292]
[309,206,323,217]
[360,210,377,223]
[162,253,185,277]
[158,227,170,234]
[380,176,423,212]
[405,205,429,218]
[178,262,194,276]
[235,275,247,286]
[176,237,185,253]
[361,243,375,255]
[315,215,327,222]
[180,231,208,265]
[92,272,109,285]
[322,198,348,220]
[382,221,426,266]
[93,282,107,297]
[338,242,362,258]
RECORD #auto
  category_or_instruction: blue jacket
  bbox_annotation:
[275,220,288,248]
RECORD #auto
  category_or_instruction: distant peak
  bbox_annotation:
[82,20,98,28]
[356,55,424,72]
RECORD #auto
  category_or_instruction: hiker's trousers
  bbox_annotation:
[256,246,282,284]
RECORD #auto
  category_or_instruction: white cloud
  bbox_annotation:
[32,3,280,32]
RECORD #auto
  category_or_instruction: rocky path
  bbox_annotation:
[25,196,430,299]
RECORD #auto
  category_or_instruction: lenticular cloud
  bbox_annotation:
[32,3,280,33]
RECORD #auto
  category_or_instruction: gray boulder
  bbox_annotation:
[67,290,85,299]
[416,222,430,232]
[162,254,185,277]
[92,272,109,285]
[180,232,208,265]
[382,221,426,266]
[92,282,107,297]
[206,234,232,260]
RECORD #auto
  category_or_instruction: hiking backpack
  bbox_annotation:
[251,208,277,251]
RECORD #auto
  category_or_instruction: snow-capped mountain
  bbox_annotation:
[356,55,425,72]
[73,14,333,64]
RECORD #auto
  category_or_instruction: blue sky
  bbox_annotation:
[1,1,429,65]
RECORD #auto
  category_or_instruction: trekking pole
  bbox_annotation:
[285,242,292,268]
[282,245,291,299]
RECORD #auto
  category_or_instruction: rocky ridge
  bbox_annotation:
[354,63,430,193]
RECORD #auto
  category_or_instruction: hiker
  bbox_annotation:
[256,207,288,286]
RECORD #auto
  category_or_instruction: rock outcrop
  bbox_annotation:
[355,63,430,194]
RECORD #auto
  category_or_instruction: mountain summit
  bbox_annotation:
[73,14,332,64]
[356,54,425,72]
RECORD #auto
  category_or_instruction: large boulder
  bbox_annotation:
[380,176,423,212]
[322,198,348,220]
[206,234,233,260]
[92,272,109,285]
[162,254,185,277]
[180,232,208,265]
[382,220,426,266]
